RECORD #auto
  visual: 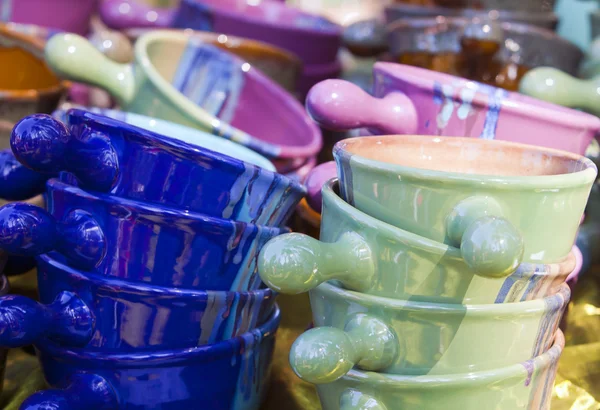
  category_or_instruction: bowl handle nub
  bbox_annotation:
[12,114,119,192]
[446,196,524,278]
[20,373,118,410]
[520,67,600,117]
[258,232,374,295]
[0,291,93,348]
[290,313,398,384]
[45,33,135,106]
[0,150,49,201]
[0,203,106,270]
[306,79,418,135]
[340,390,388,410]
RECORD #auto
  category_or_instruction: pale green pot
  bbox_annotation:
[315,329,564,410]
[289,282,568,383]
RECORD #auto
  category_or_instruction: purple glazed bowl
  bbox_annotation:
[0,0,97,35]
[307,63,600,156]
[171,0,342,66]
[99,0,178,30]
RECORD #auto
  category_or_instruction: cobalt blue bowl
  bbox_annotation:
[0,178,287,291]
[20,304,280,410]
[0,253,276,350]
[11,110,306,226]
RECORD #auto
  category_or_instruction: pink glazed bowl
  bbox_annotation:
[307,63,600,156]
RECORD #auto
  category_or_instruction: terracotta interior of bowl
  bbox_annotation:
[340,135,590,176]
[0,38,60,90]
[146,35,315,146]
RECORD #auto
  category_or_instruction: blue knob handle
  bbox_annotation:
[0,203,106,269]
[20,373,118,410]
[0,291,93,348]
[0,149,49,201]
[11,114,119,192]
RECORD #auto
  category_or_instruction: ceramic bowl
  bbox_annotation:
[0,25,69,148]
[125,28,302,93]
[333,135,595,270]
[0,0,96,35]
[12,111,305,226]
[0,253,276,350]
[519,67,600,117]
[0,274,8,395]
[0,178,287,291]
[172,0,342,66]
[315,329,564,410]
[385,3,558,30]
[287,0,391,27]
[99,0,178,30]
[386,17,583,81]
[20,304,280,410]
[290,198,321,239]
[306,63,600,156]
[290,281,568,383]
[44,31,322,165]
[260,179,578,302]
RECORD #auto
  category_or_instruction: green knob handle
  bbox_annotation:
[258,232,375,295]
[290,313,398,384]
[45,33,135,106]
[446,197,524,278]
[519,67,600,116]
[340,390,388,410]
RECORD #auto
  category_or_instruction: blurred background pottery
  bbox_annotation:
[286,0,392,27]
[315,329,564,410]
[0,253,276,350]
[390,0,556,12]
[0,0,97,35]
[0,25,69,148]
[99,0,178,30]
[20,301,281,410]
[44,31,322,167]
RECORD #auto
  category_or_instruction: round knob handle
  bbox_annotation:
[306,79,418,135]
[290,313,398,384]
[11,114,119,192]
[340,390,387,410]
[20,373,117,410]
[305,161,336,213]
[0,203,106,269]
[258,232,374,295]
[0,149,49,201]
[0,291,93,348]
[519,67,600,116]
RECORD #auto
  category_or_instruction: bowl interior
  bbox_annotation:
[339,135,591,177]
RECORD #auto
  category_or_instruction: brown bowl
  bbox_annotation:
[0,25,70,148]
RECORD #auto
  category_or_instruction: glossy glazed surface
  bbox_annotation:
[0,274,9,396]
[172,0,341,66]
[290,282,568,382]
[260,180,578,302]
[12,111,304,226]
[0,0,96,35]
[316,329,564,410]
[0,179,286,291]
[44,31,322,163]
[0,253,275,350]
[100,0,177,30]
[334,136,596,264]
[21,305,281,410]
[306,63,600,156]
[0,149,48,201]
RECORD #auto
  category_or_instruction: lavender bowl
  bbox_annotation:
[99,0,178,30]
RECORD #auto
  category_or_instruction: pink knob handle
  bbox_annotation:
[305,161,336,214]
[306,79,418,135]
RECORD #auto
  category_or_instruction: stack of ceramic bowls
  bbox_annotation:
[0,106,307,409]
[42,30,322,181]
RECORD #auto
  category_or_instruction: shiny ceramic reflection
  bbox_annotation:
[0,25,69,148]
[0,178,287,291]
[20,305,281,410]
[99,0,179,30]
[52,106,275,171]
[306,63,600,156]
[44,31,322,165]
[0,253,275,350]
[519,67,600,117]
[334,136,595,266]
[0,0,96,35]
[12,111,304,227]
[316,329,564,410]
[260,180,577,302]
[290,282,568,383]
